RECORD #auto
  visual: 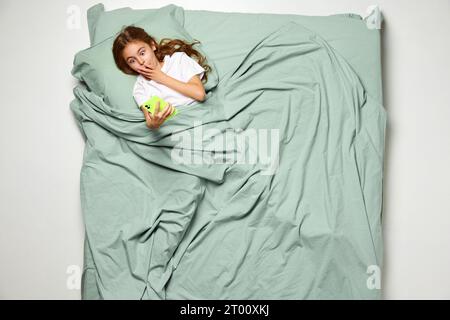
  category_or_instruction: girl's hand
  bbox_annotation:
[141,101,175,130]
[137,63,167,84]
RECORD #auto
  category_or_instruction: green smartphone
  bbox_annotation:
[141,96,178,121]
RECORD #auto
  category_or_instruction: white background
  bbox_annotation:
[0,0,449,299]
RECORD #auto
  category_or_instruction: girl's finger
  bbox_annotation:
[162,105,172,118]
[141,106,150,118]
[154,101,161,114]
[137,68,152,77]
[166,103,174,115]
[159,108,167,118]
[146,110,155,122]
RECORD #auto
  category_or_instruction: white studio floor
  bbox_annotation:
[0,0,449,299]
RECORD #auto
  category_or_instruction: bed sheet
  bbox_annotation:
[72,4,387,300]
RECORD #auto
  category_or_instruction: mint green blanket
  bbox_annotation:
[71,11,386,300]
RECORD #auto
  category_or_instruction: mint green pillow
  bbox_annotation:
[72,4,218,112]
[87,3,186,46]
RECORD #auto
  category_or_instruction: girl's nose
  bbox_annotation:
[137,58,144,65]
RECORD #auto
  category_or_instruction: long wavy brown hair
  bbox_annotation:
[112,26,211,84]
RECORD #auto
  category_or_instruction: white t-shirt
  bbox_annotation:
[133,51,206,108]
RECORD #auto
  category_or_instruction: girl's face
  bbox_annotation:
[122,40,159,74]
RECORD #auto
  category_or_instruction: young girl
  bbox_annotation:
[112,26,212,129]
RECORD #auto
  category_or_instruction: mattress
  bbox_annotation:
[70,3,387,299]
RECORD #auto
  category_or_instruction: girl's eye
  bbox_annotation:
[140,51,145,56]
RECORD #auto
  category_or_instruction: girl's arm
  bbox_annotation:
[159,74,206,102]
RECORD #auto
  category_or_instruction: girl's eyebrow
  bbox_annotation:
[126,47,145,61]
